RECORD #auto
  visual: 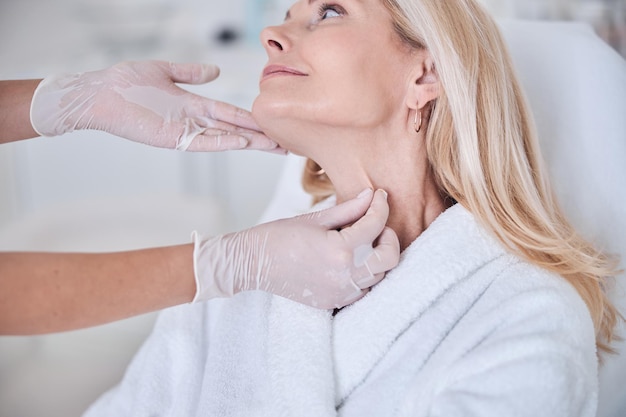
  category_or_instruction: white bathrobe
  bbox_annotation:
[83,204,598,417]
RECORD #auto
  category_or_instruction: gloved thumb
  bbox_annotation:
[312,188,374,229]
[167,62,221,85]
[335,189,390,247]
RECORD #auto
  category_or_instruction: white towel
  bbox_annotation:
[84,204,597,417]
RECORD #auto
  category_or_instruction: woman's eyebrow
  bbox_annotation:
[284,0,324,21]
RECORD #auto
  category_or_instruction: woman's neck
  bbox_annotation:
[315,135,446,251]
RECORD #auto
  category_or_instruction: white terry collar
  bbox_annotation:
[332,203,505,403]
[266,203,506,413]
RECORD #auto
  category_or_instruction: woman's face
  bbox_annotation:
[252,0,417,154]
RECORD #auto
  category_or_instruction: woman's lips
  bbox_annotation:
[261,65,307,82]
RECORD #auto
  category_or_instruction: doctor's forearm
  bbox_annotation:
[0,79,41,143]
[0,245,196,335]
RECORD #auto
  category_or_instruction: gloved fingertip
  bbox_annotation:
[375,189,389,200]
[241,134,285,152]
[236,136,250,149]
[201,63,221,82]
[354,271,384,289]
[337,288,368,308]
[215,134,248,150]
[171,62,221,84]
[357,188,374,199]
[264,147,289,155]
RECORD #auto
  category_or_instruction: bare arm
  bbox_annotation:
[0,79,41,144]
[0,191,400,335]
[0,244,196,335]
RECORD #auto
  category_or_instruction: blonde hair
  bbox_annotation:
[302,0,621,354]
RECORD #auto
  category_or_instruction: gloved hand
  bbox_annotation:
[191,189,400,309]
[30,60,281,152]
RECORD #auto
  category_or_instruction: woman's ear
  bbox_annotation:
[406,53,440,110]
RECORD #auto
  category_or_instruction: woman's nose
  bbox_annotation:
[260,25,290,54]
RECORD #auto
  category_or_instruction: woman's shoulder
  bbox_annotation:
[474,255,597,356]
[425,257,599,417]
[441,204,594,333]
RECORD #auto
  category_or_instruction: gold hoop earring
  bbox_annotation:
[414,109,423,133]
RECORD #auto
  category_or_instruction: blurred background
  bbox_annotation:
[0,0,624,416]
[484,0,626,55]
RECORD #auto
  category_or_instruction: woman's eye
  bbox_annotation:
[318,3,344,20]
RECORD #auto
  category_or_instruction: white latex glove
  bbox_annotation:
[30,60,281,152]
[192,189,400,309]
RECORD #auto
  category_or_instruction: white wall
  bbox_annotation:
[0,0,289,234]
[479,0,626,56]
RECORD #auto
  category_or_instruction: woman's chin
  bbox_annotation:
[252,107,294,152]
[251,98,279,136]
[252,98,323,158]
